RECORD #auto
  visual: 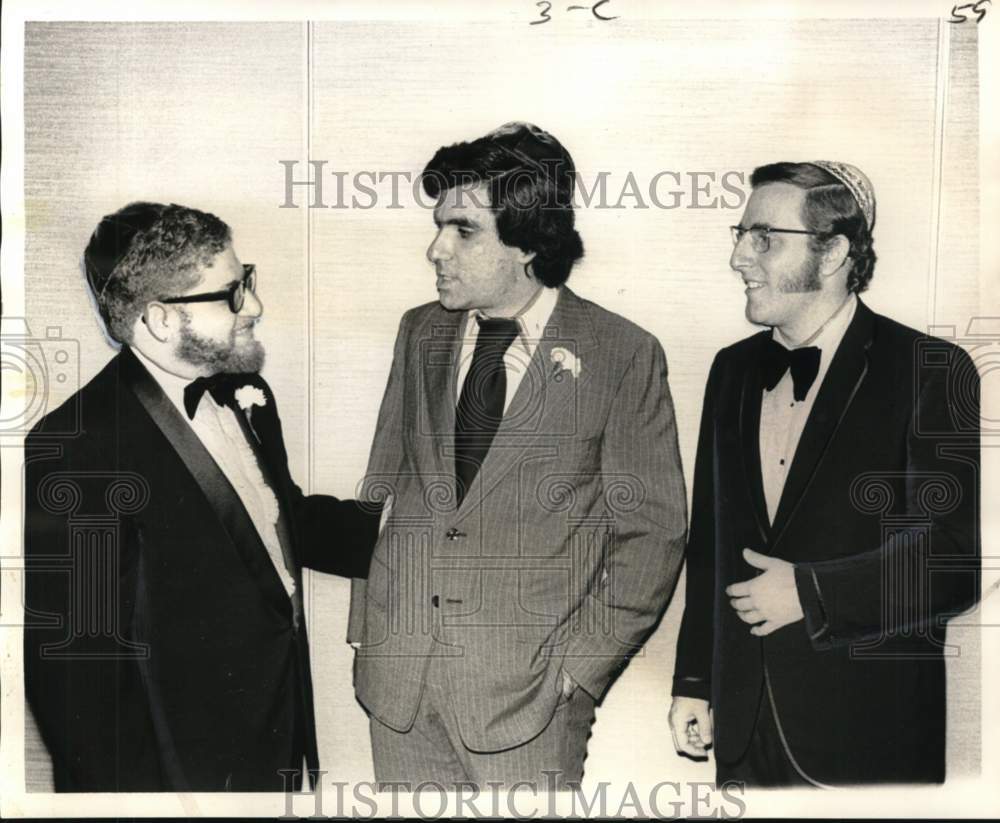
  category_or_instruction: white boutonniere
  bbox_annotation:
[550,347,581,379]
[235,385,267,411]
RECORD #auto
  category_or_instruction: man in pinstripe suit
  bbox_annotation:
[349,123,687,789]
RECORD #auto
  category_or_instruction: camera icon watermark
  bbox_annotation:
[0,317,80,437]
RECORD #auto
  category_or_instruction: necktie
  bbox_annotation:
[760,338,821,402]
[454,317,520,507]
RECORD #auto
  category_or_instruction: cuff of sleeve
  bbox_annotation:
[345,577,367,643]
[340,501,383,579]
[794,564,830,647]
[561,651,619,702]
[671,675,711,702]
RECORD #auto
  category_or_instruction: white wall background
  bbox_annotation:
[22,17,980,790]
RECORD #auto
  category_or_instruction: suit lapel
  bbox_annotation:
[769,301,875,546]
[738,334,771,544]
[240,383,298,539]
[120,348,293,620]
[231,397,305,624]
[514,286,599,440]
[454,287,598,518]
[423,310,463,483]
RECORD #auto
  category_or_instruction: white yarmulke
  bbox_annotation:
[810,160,876,230]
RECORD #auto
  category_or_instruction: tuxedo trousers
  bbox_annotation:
[370,654,595,791]
[714,678,815,789]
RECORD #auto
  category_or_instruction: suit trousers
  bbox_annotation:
[370,653,595,791]
[714,683,815,789]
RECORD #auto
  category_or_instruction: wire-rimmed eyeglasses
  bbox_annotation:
[730,226,821,254]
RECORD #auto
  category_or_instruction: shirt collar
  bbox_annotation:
[462,285,561,355]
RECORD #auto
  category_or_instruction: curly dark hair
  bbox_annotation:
[421,122,584,288]
[84,202,231,343]
[750,162,876,294]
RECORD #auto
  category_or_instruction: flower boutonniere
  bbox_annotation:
[235,385,267,412]
[550,347,581,379]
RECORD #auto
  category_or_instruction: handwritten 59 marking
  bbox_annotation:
[947,0,991,23]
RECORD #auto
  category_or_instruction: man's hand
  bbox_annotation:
[726,548,804,636]
[669,696,713,758]
[561,669,577,700]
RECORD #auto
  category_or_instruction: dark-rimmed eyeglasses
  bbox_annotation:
[160,264,257,314]
[730,226,821,254]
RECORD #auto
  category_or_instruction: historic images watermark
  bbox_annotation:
[279,772,747,820]
[279,161,748,211]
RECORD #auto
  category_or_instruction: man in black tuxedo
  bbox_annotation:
[24,202,380,792]
[669,161,980,786]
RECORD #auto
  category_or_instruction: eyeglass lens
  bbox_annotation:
[731,226,769,253]
[230,266,256,313]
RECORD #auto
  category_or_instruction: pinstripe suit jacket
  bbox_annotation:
[349,286,687,752]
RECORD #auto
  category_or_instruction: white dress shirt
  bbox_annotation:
[759,295,857,524]
[132,348,296,597]
[455,284,561,412]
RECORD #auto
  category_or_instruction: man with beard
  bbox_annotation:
[24,202,381,792]
[668,162,980,786]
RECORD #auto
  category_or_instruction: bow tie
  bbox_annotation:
[183,372,267,420]
[760,338,821,402]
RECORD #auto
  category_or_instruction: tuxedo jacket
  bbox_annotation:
[673,300,980,785]
[23,347,379,792]
[349,287,688,752]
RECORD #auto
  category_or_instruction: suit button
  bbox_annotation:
[431,595,440,608]
[445,528,467,541]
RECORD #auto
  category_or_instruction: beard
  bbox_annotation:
[176,312,265,374]
[777,252,823,293]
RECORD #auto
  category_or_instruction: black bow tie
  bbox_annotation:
[183,372,268,420]
[760,338,821,402]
